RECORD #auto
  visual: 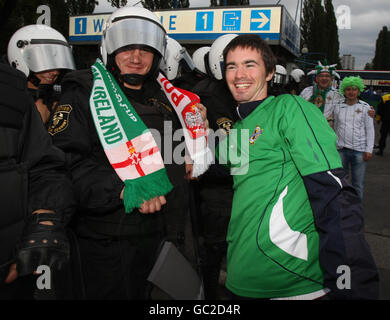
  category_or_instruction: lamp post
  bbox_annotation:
[295,46,326,73]
[301,46,308,73]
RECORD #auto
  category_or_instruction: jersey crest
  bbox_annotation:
[249,125,263,144]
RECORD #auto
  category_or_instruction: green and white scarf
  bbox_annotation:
[90,59,173,213]
[90,59,212,213]
[309,85,331,113]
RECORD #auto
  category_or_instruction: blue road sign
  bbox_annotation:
[250,10,271,31]
[75,17,87,34]
[222,11,241,32]
[196,12,214,31]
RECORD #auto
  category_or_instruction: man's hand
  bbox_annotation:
[368,106,376,119]
[197,103,209,130]
[139,196,167,214]
[5,263,18,284]
[363,152,372,161]
[120,189,166,213]
[185,163,199,181]
[4,210,69,284]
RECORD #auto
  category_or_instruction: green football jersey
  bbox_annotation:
[218,94,342,298]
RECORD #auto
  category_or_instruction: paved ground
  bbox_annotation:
[361,122,390,299]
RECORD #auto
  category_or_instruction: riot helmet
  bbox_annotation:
[208,34,238,80]
[273,65,287,85]
[289,68,305,83]
[192,46,211,76]
[160,37,194,80]
[7,24,75,79]
[100,6,167,85]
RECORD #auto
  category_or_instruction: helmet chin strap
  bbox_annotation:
[119,73,147,86]
[28,73,41,87]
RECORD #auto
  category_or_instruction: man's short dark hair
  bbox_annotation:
[223,34,277,77]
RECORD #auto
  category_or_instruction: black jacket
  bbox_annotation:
[49,69,186,238]
[192,77,237,187]
[0,63,74,269]
[378,93,390,122]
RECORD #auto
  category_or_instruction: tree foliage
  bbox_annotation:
[142,0,189,10]
[372,26,390,70]
[0,0,98,58]
[106,0,127,8]
[210,0,247,6]
[301,0,340,66]
[67,0,99,14]
[324,0,340,66]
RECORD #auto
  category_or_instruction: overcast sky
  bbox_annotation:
[95,0,390,69]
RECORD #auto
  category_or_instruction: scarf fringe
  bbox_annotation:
[123,169,173,213]
[191,147,214,178]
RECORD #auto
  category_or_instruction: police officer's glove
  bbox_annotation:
[15,212,70,277]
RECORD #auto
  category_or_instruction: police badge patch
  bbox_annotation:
[48,104,72,136]
[216,117,233,135]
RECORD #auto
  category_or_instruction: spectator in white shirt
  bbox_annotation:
[333,76,375,200]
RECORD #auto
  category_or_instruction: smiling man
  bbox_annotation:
[300,60,344,117]
[300,61,375,122]
[219,34,379,300]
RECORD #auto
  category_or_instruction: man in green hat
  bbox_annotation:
[300,61,375,122]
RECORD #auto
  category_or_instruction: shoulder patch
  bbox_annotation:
[48,104,72,136]
[216,117,233,135]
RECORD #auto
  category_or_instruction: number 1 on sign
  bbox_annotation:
[196,12,213,31]
[202,14,207,29]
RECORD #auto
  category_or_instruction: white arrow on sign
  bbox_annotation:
[251,12,270,29]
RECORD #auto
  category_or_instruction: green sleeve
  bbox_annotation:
[278,95,342,176]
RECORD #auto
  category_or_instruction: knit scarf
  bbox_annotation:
[90,59,173,213]
[90,59,212,213]
[309,85,331,113]
[156,72,213,177]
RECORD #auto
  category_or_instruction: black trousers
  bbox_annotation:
[72,233,162,300]
[198,184,233,300]
[378,121,390,152]
[0,275,36,300]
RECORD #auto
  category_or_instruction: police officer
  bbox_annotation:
[286,68,305,95]
[269,64,288,97]
[47,7,197,299]
[7,25,75,125]
[0,62,74,299]
[191,34,238,299]
[376,92,390,156]
[192,46,211,79]
[160,36,200,91]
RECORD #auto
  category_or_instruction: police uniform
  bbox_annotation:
[192,77,237,299]
[27,83,61,124]
[48,69,187,299]
[0,63,74,299]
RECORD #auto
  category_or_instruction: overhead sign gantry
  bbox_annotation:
[69,5,300,56]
